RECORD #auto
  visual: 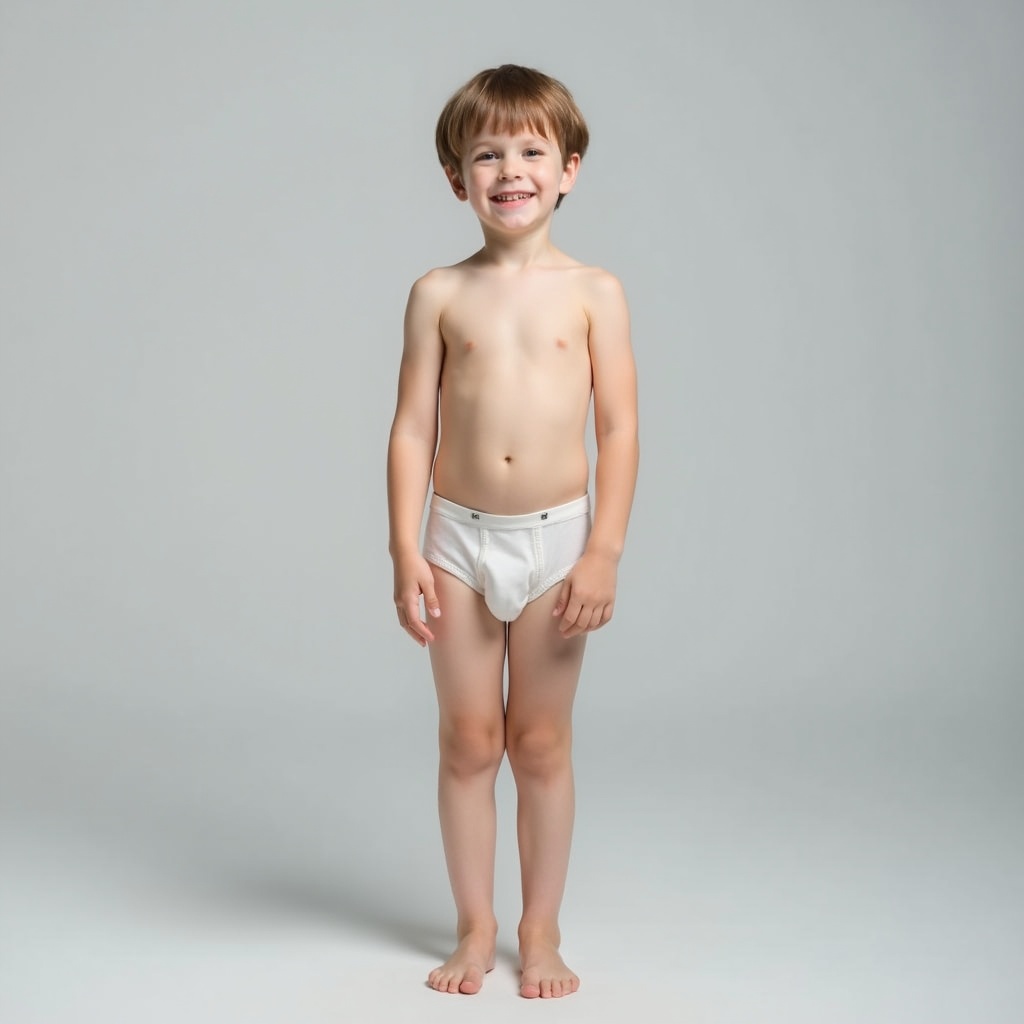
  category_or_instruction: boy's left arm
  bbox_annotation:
[554,271,639,638]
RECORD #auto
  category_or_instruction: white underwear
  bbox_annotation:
[423,494,591,622]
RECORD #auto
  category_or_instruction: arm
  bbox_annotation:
[555,271,639,637]
[387,272,447,645]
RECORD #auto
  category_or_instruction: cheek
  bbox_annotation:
[467,166,492,190]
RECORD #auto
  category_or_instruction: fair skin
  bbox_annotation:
[387,123,638,999]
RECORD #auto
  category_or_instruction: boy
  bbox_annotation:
[387,64,638,999]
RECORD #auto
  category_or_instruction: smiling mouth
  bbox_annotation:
[491,192,534,202]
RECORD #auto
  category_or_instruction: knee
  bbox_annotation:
[506,725,571,780]
[439,716,505,778]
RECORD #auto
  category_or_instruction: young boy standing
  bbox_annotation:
[387,65,638,999]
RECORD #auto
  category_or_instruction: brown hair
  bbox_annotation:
[435,65,589,208]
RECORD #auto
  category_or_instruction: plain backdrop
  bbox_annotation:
[2,1,1022,1022]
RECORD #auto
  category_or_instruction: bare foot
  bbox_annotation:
[427,930,496,995]
[519,931,580,999]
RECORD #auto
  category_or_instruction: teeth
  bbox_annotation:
[495,193,531,201]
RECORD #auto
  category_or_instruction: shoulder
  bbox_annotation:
[405,267,466,335]
[409,260,481,310]
[574,266,628,318]
[555,259,625,297]
[408,265,462,305]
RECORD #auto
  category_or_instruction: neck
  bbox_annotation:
[477,222,559,268]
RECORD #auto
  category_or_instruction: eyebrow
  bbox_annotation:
[470,135,548,150]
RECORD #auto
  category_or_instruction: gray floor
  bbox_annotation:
[3,688,1021,1024]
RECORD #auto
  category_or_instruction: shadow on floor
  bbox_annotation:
[179,866,454,960]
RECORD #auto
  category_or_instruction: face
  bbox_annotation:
[445,126,580,231]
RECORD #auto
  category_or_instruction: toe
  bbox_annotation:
[459,968,482,995]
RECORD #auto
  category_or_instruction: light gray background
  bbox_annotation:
[2,1,1022,1021]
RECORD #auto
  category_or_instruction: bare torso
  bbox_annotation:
[432,260,595,514]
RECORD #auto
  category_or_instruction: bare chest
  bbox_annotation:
[440,283,590,366]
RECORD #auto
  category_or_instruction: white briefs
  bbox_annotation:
[423,493,591,622]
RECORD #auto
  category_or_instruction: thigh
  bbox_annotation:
[428,566,508,728]
[505,585,587,731]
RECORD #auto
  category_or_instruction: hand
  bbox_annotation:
[552,551,618,639]
[392,552,441,646]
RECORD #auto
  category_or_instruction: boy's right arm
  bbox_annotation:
[387,272,447,646]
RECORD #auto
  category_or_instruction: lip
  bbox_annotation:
[489,191,535,209]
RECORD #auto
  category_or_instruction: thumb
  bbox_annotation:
[552,577,571,616]
[423,574,441,618]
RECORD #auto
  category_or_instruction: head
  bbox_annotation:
[436,65,589,210]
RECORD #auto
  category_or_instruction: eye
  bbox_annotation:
[475,151,498,161]
[524,148,542,157]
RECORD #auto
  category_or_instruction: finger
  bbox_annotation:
[402,599,435,644]
[565,599,608,638]
[559,599,586,635]
[411,616,435,644]
[395,609,424,646]
[396,610,425,647]
[408,621,433,645]
[422,577,442,619]
[551,578,571,617]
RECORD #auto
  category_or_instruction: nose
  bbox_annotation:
[497,156,522,180]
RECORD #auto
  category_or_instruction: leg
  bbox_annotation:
[426,567,507,995]
[505,584,586,999]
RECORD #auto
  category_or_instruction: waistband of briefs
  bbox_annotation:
[429,493,590,530]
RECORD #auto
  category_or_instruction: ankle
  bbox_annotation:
[457,916,498,941]
[518,919,561,946]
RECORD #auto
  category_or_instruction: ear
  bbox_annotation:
[444,165,469,201]
[558,153,582,198]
